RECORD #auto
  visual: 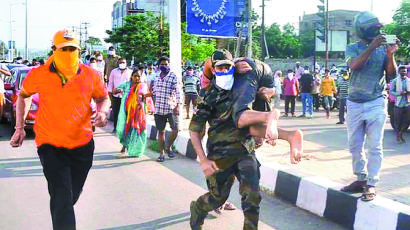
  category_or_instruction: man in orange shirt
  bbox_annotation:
[10,29,109,230]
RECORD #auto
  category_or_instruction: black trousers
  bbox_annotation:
[38,139,94,230]
[312,93,320,110]
[112,96,122,130]
[284,95,296,115]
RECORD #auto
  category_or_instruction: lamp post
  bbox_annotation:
[25,0,28,60]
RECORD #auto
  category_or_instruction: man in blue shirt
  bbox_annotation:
[341,11,399,201]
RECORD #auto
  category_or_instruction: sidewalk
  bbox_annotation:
[146,101,410,230]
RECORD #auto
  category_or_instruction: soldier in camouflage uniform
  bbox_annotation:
[189,51,264,230]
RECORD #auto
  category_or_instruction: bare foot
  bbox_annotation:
[121,146,126,153]
[265,109,280,140]
[400,132,406,143]
[288,129,303,164]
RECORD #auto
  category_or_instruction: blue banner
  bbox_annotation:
[186,0,248,38]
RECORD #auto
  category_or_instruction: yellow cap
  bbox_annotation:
[52,29,80,49]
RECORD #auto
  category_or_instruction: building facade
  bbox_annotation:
[299,10,360,57]
[111,0,169,30]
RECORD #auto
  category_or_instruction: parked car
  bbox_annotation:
[2,66,38,133]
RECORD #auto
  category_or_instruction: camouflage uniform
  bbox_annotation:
[189,82,261,230]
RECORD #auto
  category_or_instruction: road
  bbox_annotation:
[0,123,347,230]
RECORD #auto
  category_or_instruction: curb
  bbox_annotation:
[146,124,410,230]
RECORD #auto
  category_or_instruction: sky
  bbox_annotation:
[0,0,403,51]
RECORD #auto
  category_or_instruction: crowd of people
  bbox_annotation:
[3,10,409,230]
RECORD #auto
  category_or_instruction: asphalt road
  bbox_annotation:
[0,123,347,230]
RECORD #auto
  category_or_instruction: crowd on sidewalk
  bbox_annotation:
[4,10,410,230]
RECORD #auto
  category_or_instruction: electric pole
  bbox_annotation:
[25,0,28,60]
[246,0,252,58]
[82,22,90,52]
[261,0,265,61]
[325,0,329,69]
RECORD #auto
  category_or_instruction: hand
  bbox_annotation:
[0,93,5,107]
[401,91,407,96]
[200,159,219,176]
[91,111,108,127]
[173,105,180,115]
[113,89,122,94]
[369,34,386,50]
[387,39,400,56]
[10,128,26,148]
[257,87,273,100]
[234,60,252,74]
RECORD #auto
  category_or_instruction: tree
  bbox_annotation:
[85,36,102,51]
[299,30,315,58]
[181,22,216,64]
[383,1,410,58]
[0,41,6,60]
[105,12,169,63]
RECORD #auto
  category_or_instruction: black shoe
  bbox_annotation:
[157,156,165,162]
[336,121,344,124]
[341,180,366,193]
[167,150,176,158]
[298,114,306,118]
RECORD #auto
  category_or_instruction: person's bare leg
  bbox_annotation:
[167,130,178,151]
[240,109,280,140]
[121,146,126,153]
[186,102,190,119]
[158,131,166,157]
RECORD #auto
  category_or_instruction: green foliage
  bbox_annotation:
[262,23,302,58]
[181,22,217,63]
[105,12,169,62]
[86,36,102,46]
[0,41,6,60]
[383,1,410,58]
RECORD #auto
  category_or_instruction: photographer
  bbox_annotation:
[341,11,399,201]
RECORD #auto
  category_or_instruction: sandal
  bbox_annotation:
[214,206,223,214]
[361,186,376,202]
[341,180,366,193]
[223,202,236,210]
[157,155,165,162]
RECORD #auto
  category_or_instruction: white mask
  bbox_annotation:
[97,56,103,61]
[215,67,235,90]
[287,73,294,80]
[108,50,115,55]
[119,63,126,69]
[90,63,97,69]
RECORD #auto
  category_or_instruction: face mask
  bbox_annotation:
[215,67,235,90]
[186,70,193,76]
[119,63,126,69]
[90,63,97,69]
[159,65,170,74]
[97,56,103,61]
[108,50,115,55]
[54,49,79,78]
[287,73,294,80]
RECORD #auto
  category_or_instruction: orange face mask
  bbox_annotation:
[53,49,79,79]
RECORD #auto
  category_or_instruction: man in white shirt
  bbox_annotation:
[108,58,132,132]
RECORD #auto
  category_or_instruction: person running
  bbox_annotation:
[9,29,109,230]
[389,66,409,143]
[152,56,182,162]
[283,69,299,117]
[336,70,350,124]
[183,66,200,119]
[189,52,302,230]
[115,68,154,157]
[108,58,132,133]
[320,69,337,119]
[341,11,399,201]
[299,66,314,118]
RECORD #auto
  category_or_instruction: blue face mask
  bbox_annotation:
[159,65,170,74]
[215,67,235,90]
